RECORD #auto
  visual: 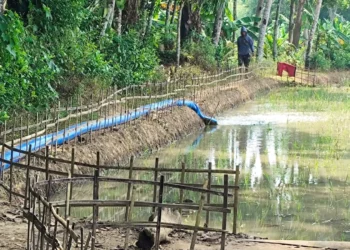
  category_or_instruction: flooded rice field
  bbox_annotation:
[61,87,350,241]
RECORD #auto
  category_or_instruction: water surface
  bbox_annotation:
[65,87,350,241]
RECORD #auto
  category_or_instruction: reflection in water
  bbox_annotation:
[131,103,350,241]
[59,101,350,242]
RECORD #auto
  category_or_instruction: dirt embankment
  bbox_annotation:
[4,77,283,191]
[45,77,282,170]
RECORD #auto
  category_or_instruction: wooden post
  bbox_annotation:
[45,146,49,181]
[233,165,240,234]
[51,208,59,250]
[125,155,134,220]
[152,157,159,213]
[67,222,75,250]
[154,175,164,250]
[179,162,185,214]
[24,145,32,209]
[124,183,136,249]
[190,180,208,250]
[206,162,212,227]
[80,227,84,250]
[69,148,75,215]
[40,204,47,250]
[26,181,32,250]
[4,120,7,145]
[91,167,99,250]
[31,183,36,250]
[55,110,59,156]
[20,116,23,147]
[62,105,67,152]
[9,140,14,203]
[0,143,4,182]
[84,231,92,250]
[74,96,79,145]
[220,175,229,250]
[65,170,72,219]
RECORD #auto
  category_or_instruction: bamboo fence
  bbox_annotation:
[0,143,240,250]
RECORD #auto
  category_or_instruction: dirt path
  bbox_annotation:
[0,197,348,250]
[0,197,27,250]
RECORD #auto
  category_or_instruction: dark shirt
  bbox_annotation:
[237,35,254,56]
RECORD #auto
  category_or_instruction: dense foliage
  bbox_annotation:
[0,0,350,121]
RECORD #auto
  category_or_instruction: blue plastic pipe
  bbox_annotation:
[0,99,217,171]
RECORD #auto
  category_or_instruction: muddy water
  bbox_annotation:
[64,88,350,241]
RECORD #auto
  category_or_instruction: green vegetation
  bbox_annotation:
[1,0,350,121]
[266,87,350,111]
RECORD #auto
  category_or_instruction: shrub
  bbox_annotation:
[310,52,331,71]
[332,50,350,70]
[0,11,58,121]
[183,36,217,71]
[103,30,160,86]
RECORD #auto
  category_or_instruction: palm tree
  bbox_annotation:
[212,0,226,46]
[292,0,307,48]
[257,0,274,61]
[305,0,323,68]
[273,0,282,60]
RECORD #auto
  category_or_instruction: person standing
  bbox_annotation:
[237,26,254,71]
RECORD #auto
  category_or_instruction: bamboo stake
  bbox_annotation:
[45,146,50,181]
[190,180,208,250]
[67,222,75,250]
[84,231,92,250]
[91,166,99,250]
[80,227,84,250]
[206,162,212,227]
[233,165,240,234]
[24,145,32,209]
[51,208,59,250]
[125,156,134,220]
[220,175,229,250]
[154,175,165,250]
[152,157,159,213]
[69,148,75,216]
[20,116,23,147]
[0,143,4,182]
[65,170,72,219]
[26,184,32,250]
[179,162,185,214]
[124,184,136,249]
[9,140,14,203]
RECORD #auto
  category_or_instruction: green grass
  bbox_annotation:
[262,87,350,112]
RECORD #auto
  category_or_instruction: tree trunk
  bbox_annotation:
[328,6,337,23]
[254,0,265,26]
[257,0,273,62]
[232,0,237,42]
[165,0,173,32]
[101,0,116,37]
[292,0,306,48]
[0,0,7,14]
[305,0,323,69]
[117,7,122,35]
[288,0,295,43]
[212,0,226,46]
[180,3,191,42]
[171,0,177,24]
[145,0,157,37]
[123,0,140,29]
[192,0,204,33]
[176,2,185,68]
[273,0,282,60]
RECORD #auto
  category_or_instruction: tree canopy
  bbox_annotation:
[0,0,350,121]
